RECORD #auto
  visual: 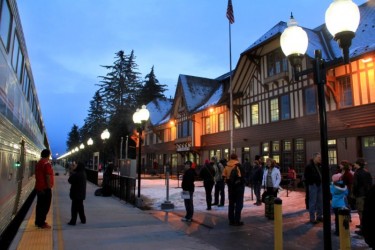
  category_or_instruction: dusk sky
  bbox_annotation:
[17,0,367,156]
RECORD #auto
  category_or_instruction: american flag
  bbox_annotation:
[226,0,234,24]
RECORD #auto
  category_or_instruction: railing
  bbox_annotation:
[109,174,136,205]
[85,169,136,205]
[86,168,98,185]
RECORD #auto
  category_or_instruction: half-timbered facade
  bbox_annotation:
[142,2,375,176]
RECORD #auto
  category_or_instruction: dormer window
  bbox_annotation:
[266,48,288,77]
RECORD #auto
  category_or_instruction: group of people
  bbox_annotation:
[35,149,87,229]
[181,153,282,226]
[304,152,373,245]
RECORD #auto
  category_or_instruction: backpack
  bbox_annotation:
[228,164,241,185]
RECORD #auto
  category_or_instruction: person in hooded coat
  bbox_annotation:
[68,162,87,225]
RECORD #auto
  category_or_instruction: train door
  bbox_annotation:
[12,140,24,215]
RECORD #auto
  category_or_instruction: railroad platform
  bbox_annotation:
[10,164,370,250]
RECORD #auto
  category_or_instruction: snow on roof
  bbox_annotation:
[195,84,223,112]
[146,98,173,126]
[243,2,374,60]
[179,74,220,112]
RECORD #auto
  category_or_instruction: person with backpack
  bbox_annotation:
[213,157,225,207]
[199,158,216,210]
[223,153,245,226]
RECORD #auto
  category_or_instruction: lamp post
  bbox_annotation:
[280,1,360,249]
[132,105,150,205]
[101,129,110,166]
[87,138,93,168]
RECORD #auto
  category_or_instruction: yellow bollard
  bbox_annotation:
[338,208,351,250]
[274,197,283,250]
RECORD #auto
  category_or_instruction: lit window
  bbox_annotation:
[205,117,211,134]
[218,113,225,131]
[270,98,279,122]
[251,103,259,125]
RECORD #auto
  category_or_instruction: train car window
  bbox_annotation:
[11,34,23,81]
[22,68,30,97]
[11,33,19,70]
[0,0,12,52]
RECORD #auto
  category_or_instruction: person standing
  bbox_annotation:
[181,161,197,222]
[353,158,373,235]
[252,160,263,206]
[262,158,281,197]
[199,158,216,210]
[213,158,225,207]
[35,149,54,229]
[243,158,252,187]
[223,153,245,226]
[67,162,87,225]
[330,180,348,236]
[304,152,323,224]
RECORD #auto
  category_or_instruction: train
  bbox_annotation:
[0,0,49,244]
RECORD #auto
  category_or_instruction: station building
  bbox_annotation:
[140,2,375,178]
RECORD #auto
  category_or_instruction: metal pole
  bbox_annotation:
[137,129,142,198]
[125,135,129,159]
[229,21,234,153]
[120,137,123,160]
[313,50,332,250]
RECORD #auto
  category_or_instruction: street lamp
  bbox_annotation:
[132,105,150,205]
[101,129,110,166]
[87,138,93,168]
[280,1,360,249]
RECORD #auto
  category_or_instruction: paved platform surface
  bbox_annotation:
[10,165,370,250]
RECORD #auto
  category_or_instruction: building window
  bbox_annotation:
[338,76,353,108]
[281,94,290,120]
[205,117,211,134]
[0,0,12,51]
[234,114,241,128]
[327,139,337,166]
[251,103,259,125]
[305,87,317,115]
[22,69,30,98]
[165,128,171,142]
[262,142,269,155]
[270,98,279,122]
[364,136,375,147]
[294,138,305,173]
[178,120,190,138]
[267,48,288,77]
[218,113,225,131]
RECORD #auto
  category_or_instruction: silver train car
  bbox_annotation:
[0,0,49,239]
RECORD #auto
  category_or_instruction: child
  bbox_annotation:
[330,180,348,236]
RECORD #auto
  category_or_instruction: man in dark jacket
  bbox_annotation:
[199,159,216,210]
[181,161,197,222]
[353,158,373,235]
[252,160,263,205]
[304,152,323,224]
[68,162,87,225]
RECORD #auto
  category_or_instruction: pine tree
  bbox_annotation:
[139,66,168,105]
[66,124,80,151]
[80,90,107,142]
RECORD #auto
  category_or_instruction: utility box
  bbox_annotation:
[118,159,136,178]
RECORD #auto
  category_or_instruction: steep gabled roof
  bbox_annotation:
[178,74,221,112]
[146,98,173,126]
[195,84,224,112]
[242,2,374,61]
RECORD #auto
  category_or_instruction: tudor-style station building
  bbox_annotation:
[141,2,375,177]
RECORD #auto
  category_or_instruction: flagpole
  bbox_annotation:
[229,21,233,153]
